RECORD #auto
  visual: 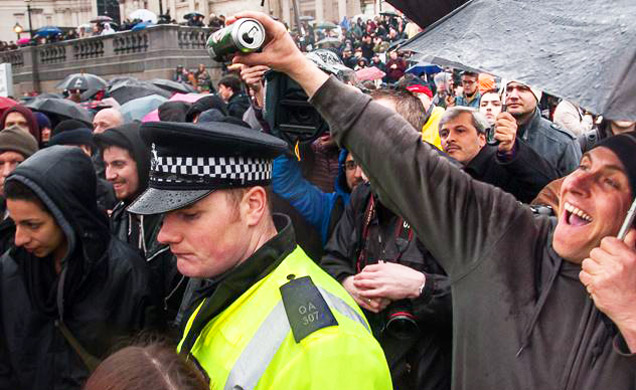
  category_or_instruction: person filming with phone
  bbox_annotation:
[438,104,558,203]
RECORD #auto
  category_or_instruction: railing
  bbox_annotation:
[1,50,24,68]
[6,25,221,94]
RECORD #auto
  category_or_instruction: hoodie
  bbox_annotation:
[0,105,41,144]
[95,123,185,323]
[272,148,351,245]
[0,146,161,390]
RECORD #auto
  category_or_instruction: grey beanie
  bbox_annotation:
[0,125,39,158]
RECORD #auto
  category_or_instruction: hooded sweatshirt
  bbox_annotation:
[0,105,41,144]
[95,123,185,322]
[0,146,161,390]
[311,76,636,390]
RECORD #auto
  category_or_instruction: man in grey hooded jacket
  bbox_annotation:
[232,11,636,390]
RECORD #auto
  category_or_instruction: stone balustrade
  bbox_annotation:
[2,25,221,95]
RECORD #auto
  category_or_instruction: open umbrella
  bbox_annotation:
[402,0,636,120]
[406,63,443,75]
[57,73,108,92]
[183,12,204,20]
[0,97,17,119]
[129,9,158,23]
[17,38,31,46]
[25,98,93,126]
[380,11,400,18]
[387,0,467,28]
[35,26,62,37]
[315,22,338,30]
[120,94,168,122]
[150,78,196,94]
[132,21,154,31]
[142,92,204,122]
[90,15,113,23]
[355,66,386,81]
[300,16,314,22]
[109,80,171,105]
[107,76,138,89]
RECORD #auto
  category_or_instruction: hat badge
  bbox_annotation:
[151,143,158,171]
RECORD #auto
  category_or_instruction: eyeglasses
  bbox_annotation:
[344,160,360,171]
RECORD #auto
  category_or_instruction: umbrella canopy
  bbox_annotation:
[356,66,386,81]
[402,0,636,120]
[132,21,154,31]
[387,0,467,28]
[315,22,338,30]
[183,12,204,20]
[35,26,62,37]
[142,92,204,122]
[25,98,93,126]
[149,78,196,94]
[315,37,341,47]
[120,94,168,122]
[90,15,113,23]
[109,80,172,105]
[300,16,315,22]
[57,73,107,92]
[107,76,138,89]
[406,63,443,75]
[129,9,158,23]
[380,11,400,17]
[17,38,31,45]
[0,97,18,119]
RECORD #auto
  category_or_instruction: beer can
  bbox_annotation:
[206,18,265,61]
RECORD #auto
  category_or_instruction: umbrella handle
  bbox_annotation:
[617,197,636,241]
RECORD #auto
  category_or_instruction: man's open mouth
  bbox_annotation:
[563,201,593,226]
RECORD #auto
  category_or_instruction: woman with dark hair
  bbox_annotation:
[0,146,163,390]
[84,343,208,390]
[579,119,636,153]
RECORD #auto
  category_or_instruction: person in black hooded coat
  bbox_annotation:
[0,146,163,390]
[95,124,186,327]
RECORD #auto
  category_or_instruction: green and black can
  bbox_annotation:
[206,18,265,61]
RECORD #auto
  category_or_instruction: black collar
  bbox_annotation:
[518,108,541,140]
[180,213,296,355]
[464,145,497,178]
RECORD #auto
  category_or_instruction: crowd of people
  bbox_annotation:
[0,9,635,390]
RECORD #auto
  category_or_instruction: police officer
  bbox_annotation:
[127,120,392,390]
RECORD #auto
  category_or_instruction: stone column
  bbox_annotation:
[315,0,324,22]
[338,0,346,21]
[200,0,209,21]
[282,0,291,27]
[188,0,195,13]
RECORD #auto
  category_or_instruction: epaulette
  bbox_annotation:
[280,276,338,343]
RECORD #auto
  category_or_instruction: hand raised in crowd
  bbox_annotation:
[229,12,329,98]
[494,111,518,154]
[353,261,426,302]
[227,63,270,107]
[342,275,391,313]
[444,94,455,108]
[580,229,636,352]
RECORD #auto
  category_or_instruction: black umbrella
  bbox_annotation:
[149,78,196,94]
[90,15,113,23]
[107,76,139,89]
[109,80,172,104]
[387,0,467,28]
[25,98,93,126]
[183,12,204,20]
[402,0,636,120]
[57,73,107,92]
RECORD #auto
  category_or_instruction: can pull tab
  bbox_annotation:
[242,26,259,44]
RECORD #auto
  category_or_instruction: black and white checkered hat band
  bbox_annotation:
[150,154,273,189]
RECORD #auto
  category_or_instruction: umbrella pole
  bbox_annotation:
[617,197,636,240]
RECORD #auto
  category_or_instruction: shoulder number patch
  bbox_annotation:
[280,276,338,343]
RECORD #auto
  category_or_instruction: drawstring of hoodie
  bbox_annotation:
[516,256,563,357]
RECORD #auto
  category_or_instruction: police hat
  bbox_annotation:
[127,121,288,215]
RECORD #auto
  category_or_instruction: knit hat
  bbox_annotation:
[507,81,542,102]
[478,73,496,94]
[0,125,39,158]
[158,101,191,122]
[593,131,636,199]
[49,119,93,147]
[34,112,51,130]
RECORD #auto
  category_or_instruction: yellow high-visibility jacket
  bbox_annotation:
[178,243,392,390]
